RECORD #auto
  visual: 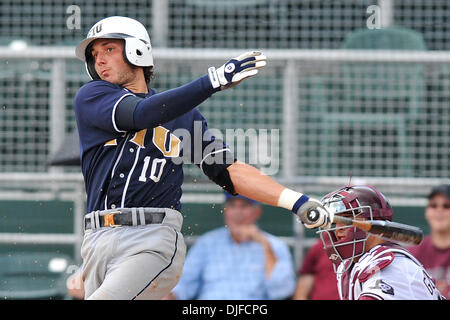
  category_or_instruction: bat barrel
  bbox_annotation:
[369,220,423,245]
[332,216,423,245]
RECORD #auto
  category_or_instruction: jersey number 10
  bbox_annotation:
[131,127,179,183]
[138,156,166,183]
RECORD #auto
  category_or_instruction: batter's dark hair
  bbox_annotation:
[143,66,155,85]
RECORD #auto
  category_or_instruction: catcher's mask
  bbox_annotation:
[316,185,393,273]
[75,16,154,83]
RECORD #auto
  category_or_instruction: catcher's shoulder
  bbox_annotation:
[356,244,397,282]
[357,243,422,283]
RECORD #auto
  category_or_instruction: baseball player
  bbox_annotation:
[74,16,330,300]
[315,184,445,300]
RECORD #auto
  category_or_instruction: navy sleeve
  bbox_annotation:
[74,80,134,134]
[74,80,134,152]
[114,95,142,131]
[132,75,219,130]
[190,110,235,179]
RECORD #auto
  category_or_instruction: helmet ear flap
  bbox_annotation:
[123,37,153,67]
[84,42,100,80]
[86,56,100,80]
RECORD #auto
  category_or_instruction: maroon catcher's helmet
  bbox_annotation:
[316,185,393,273]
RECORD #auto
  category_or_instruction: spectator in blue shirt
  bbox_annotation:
[166,192,296,300]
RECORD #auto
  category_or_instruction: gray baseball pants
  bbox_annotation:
[80,208,186,300]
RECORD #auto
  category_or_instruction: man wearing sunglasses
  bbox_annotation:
[409,184,450,299]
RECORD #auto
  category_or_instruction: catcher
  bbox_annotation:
[74,16,330,300]
[315,184,445,300]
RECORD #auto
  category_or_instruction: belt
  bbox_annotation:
[84,207,166,231]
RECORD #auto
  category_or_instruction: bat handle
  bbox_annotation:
[306,209,321,223]
[332,215,355,226]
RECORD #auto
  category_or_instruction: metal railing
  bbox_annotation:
[0,173,85,264]
[0,173,311,268]
[1,173,448,270]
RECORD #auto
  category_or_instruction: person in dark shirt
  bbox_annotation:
[293,238,339,300]
[409,184,450,299]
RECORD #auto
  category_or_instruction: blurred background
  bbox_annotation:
[0,0,449,299]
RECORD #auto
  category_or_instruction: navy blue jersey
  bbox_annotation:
[74,80,231,213]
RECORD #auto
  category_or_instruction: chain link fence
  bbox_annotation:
[1,0,450,50]
[1,48,449,179]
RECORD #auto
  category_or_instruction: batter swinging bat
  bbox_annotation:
[332,215,423,245]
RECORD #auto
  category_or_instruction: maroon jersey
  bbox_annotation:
[408,235,450,299]
[299,239,339,300]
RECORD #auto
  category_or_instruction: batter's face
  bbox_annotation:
[90,38,141,87]
[426,194,450,233]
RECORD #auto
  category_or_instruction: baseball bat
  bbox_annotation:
[332,215,423,245]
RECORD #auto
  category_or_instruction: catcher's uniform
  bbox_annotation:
[337,243,445,300]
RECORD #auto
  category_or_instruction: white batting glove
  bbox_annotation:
[278,189,333,229]
[296,199,334,229]
[208,51,267,90]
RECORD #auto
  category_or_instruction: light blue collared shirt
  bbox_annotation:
[173,227,296,300]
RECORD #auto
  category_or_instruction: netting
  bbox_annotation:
[1,50,448,178]
[0,1,449,178]
[0,1,449,50]
[296,59,450,178]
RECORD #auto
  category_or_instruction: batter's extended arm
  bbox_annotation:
[226,161,331,229]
